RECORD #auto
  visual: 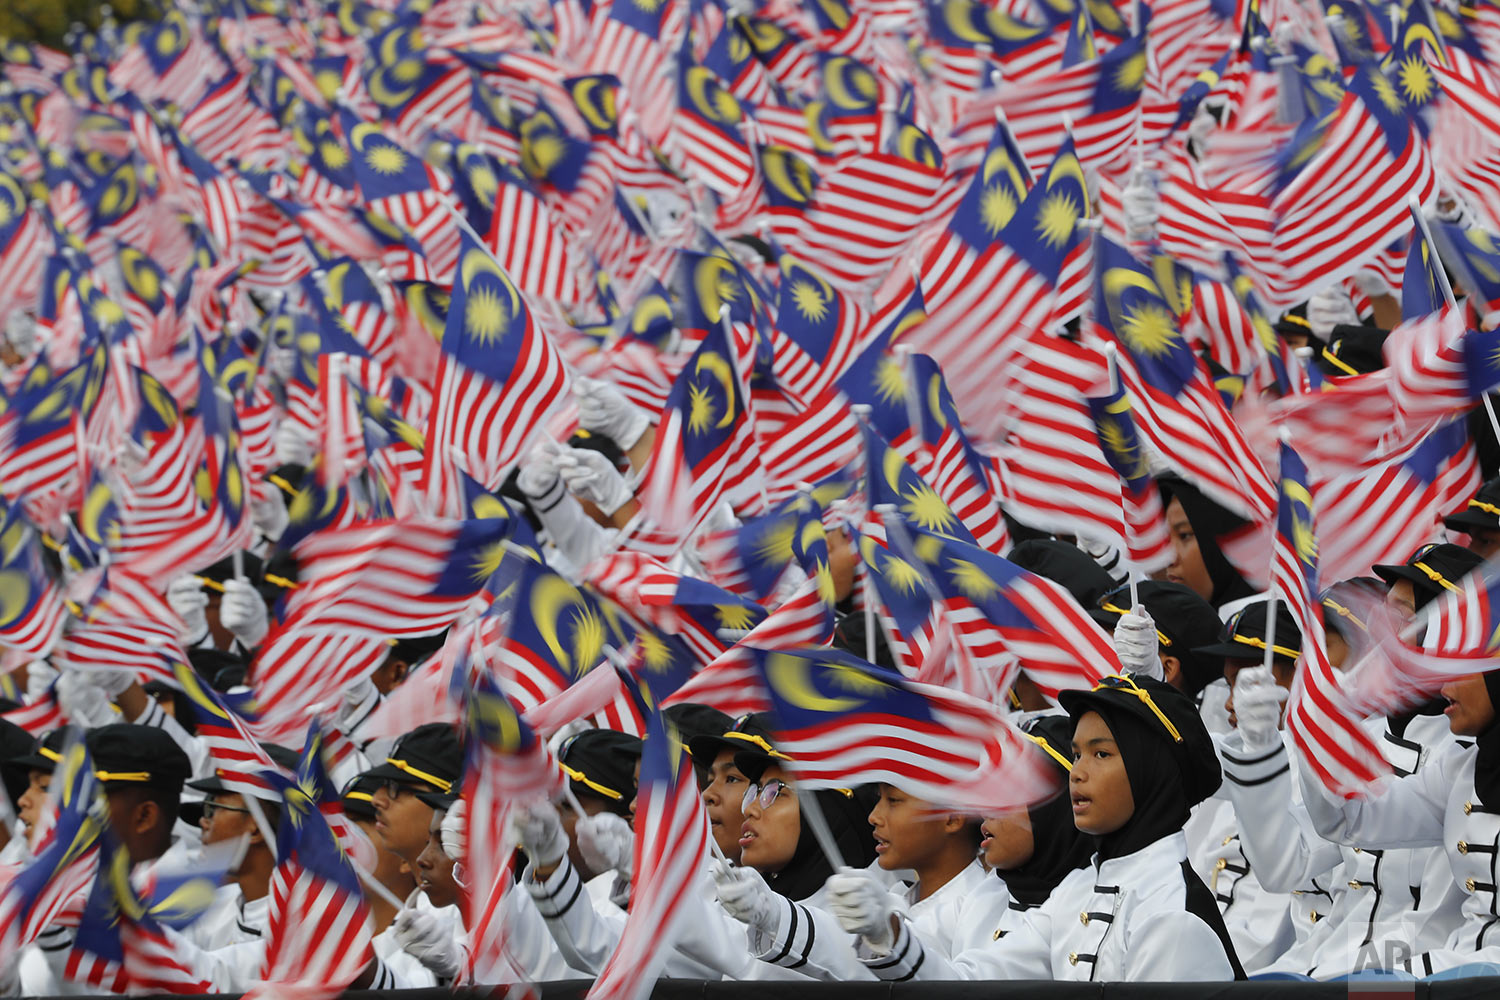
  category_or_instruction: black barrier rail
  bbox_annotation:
[37,979,1500,1000]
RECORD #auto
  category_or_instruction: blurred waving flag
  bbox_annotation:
[420,231,569,515]
[1085,377,1173,571]
[1276,441,1390,797]
[0,499,68,658]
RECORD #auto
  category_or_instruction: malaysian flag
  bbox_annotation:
[1085,378,1174,571]
[461,670,563,981]
[1093,235,1276,521]
[0,499,68,658]
[748,645,1054,810]
[638,311,761,544]
[588,701,710,1000]
[1276,441,1391,797]
[0,168,46,319]
[173,661,288,796]
[420,230,569,515]
[667,42,756,196]
[484,161,597,310]
[894,519,1119,699]
[1432,219,1500,332]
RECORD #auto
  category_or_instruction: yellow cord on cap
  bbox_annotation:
[1026,733,1074,772]
[1412,560,1462,593]
[1468,499,1500,517]
[561,762,624,800]
[94,770,153,782]
[38,747,61,762]
[1091,675,1183,744]
[721,731,793,760]
[1319,348,1359,377]
[384,758,454,793]
[1098,601,1172,645]
[1231,635,1302,659]
[344,791,374,803]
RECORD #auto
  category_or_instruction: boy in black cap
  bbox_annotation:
[844,674,1242,982]
[1194,601,1303,729]
[85,723,193,866]
[11,728,67,845]
[366,723,463,868]
[1444,476,1500,560]
[1374,542,1485,621]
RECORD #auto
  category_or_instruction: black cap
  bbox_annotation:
[1193,600,1303,667]
[266,464,307,505]
[188,647,249,692]
[187,744,300,797]
[10,728,68,774]
[417,788,459,811]
[388,631,447,669]
[1444,477,1500,535]
[663,704,733,748]
[341,771,383,821]
[85,724,192,791]
[1274,303,1312,341]
[0,718,34,807]
[1372,542,1484,610]
[1317,324,1388,377]
[1020,714,1075,776]
[687,712,786,767]
[1092,581,1224,697]
[1059,674,1222,806]
[1007,539,1117,610]
[558,729,642,809]
[363,723,463,795]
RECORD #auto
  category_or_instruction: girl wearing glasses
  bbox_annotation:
[713,747,882,981]
[831,675,1245,982]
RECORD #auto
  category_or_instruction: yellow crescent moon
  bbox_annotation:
[1151,256,1187,316]
[728,26,752,64]
[985,8,1043,41]
[630,292,674,335]
[122,250,163,304]
[803,103,836,155]
[890,303,927,343]
[817,0,851,30]
[695,349,739,429]
[0,515,26,558]
[471,494,510,519]
[797,519,825,556]
[1085,0,1126,34]
[767,652,865,712]
[140,373,179,429]
[896,124,938,168]
[531,573,586,674]
[882,441,908,493]
[1046,150,1089,198]
[742,18,788,54]
[367,68,418,110]
[982,142,1027,193]
[824,57,877,110]
[325,261,351,305]
[693,254,737,320]
[461,248,523,322]
[1103,267,1163,330]
[0,569,33,628]
[1403,23,1444,61]
[927,373,947,429]
[942,0,990,45]
[685,66,736,125]
[762,147,816,205]
[570,76,617,133]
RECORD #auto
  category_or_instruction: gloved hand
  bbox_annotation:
[557,447,633,516]
[341,675,378,713]
[167,575,210,645]
[393,907,464,980]
[512,801,567,869]
[575,375,651,451]
[1112,607,1162,680]
[56,669,120,727]
[1186,107,1216,148]
[1232,666,1288,752]
[1306,288,1360,339]
[1351,269,1391,298]
[515,442,563,503]
[25,660,58,703]
[219,578,269,648]
[250,488,289,543]
[575,810,634,880]
[1121,171,1158,242]
[440,798,466,862]
[4,310,38,359]
[826,868,897,952]
[273,420,315,468]
[713,861,782,935]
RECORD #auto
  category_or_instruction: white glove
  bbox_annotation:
[1121,171,1158,242]
[250,489,289,542]
[167,575,209,645]
[712,861,781,934]
[440,798,466,862]
[392,907,464,980]
[1306,288,1360,339]
[1232,665,1288,752]
[512,801,567,869]
[341,675,377,712]
[575,375,651,451]
[56,669,120,727]
[273,420,315,467]
[1187,107,1215,148]
[557,447,633,515]
[1351,269,1391,298]
[575,810,634,880]
[4,310,37,358]
[25,660,58,702]
[826,868,897,952]
[219,578,269,648]
[1112,608,1162,680]
[515,442,562,502]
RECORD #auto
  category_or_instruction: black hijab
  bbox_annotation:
[997,716,1095,906]
[1158,478,1256,609]
[1086,701,1193,862]
[1474,673,1500,810]
[764,786,880,902]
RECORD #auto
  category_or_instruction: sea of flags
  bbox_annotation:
[6,0,1500,984]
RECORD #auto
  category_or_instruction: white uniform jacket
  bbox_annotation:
[858,832,1241,982]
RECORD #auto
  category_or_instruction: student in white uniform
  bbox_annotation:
[339,773,433,988]
[833,675,1245,982]
[710,743,880,981]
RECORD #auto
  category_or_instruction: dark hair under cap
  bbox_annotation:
[0,718,33,809]
[1157,478,1257,609]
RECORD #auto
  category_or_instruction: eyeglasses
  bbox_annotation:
[381,780,413,801]
[201,800,252,821]
[742,778,794,812]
